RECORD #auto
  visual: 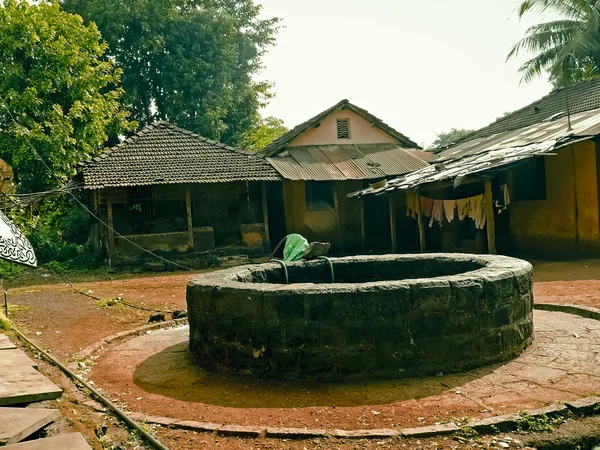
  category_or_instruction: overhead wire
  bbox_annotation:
[0,97,195,271]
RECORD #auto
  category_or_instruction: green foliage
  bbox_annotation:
[61,0,281,146]
[242,116,288,152]
[0,0,135,192]
[508,0,600,87]
[0,258,28,280]
[429,128,475,149]
[515,411,566,432]
[0,312,11,331]
[9,194,104,270]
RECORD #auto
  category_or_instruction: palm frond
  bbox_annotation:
[516,0,592,19]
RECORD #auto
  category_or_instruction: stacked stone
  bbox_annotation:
[187,254,533,381]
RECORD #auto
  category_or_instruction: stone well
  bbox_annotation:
[186,254,534,381]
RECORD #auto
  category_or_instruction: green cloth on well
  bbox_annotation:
[282,234,309,262]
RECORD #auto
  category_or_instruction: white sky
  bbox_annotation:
[257,0,556,147]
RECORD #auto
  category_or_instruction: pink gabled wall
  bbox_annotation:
[288,109,400,147]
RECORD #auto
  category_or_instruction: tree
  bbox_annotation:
[508,0,600,86]
[429,128,474,149]
[0,0,134,192]
[242,116,288,152]
[61,0,281,146]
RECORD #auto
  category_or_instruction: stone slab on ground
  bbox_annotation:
[0,336,16,350]
[0,366,62,406]
[3,433,90,449]
[0,408,60,445]
[0,349,37,369]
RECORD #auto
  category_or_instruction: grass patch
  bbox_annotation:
[95,298,121,308]
[8,304,31,314]
[516,411,567,432]
[0,312,12,330]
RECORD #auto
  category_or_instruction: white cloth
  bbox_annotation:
[429,200,444,227]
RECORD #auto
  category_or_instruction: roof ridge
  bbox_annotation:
[259,99,419,156]
[80,120,254,170]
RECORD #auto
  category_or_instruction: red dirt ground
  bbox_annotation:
[5,259,600,449]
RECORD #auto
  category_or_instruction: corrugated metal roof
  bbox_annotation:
[449,78,600,145]
[266,144,430,181]
[350,107,600,198]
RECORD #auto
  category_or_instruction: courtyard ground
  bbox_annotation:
[3,257,600,449]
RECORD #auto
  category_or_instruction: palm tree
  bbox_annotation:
[508,0,600,87]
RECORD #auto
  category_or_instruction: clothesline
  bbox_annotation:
[406,185,511,229]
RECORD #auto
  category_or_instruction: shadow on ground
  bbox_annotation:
[133,342,499,408]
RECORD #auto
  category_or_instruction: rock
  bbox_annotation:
[172,310,188,320]
[144,262,166,272]
[148,313,166,323]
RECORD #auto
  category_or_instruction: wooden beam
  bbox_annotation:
[333,183,344,251]
[261,181,270,245]
[389,195,397,253]
[185,185,194,249]
[360,199,366,253]
[484,179,497,255]
[416,190,426,252]
[106,192,114,269]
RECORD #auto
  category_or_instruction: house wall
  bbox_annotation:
[288,109,400,147]
[282,180,363,251]
[508,140,600,255]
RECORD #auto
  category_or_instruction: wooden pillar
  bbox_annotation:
[389,194,397,253]
[333,183,344,251]
[261,182,270,244]
[106,192,114,269]
[186,185,194,249]
[484,179,497,254]
[416,190,426,252]
[360,199,366,253]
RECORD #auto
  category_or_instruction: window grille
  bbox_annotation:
[128,186,154,218]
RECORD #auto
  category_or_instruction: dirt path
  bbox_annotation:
[4,258,600,449]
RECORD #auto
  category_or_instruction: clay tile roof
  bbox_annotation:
[260,99,420,157]
[79,121,281,190]
[455,77,600,145]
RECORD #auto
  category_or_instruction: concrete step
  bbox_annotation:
[0,366,62,406]
[3,433,91,449]
[0,349,38,370]
[0,408,60,446]
[0,335,17,350]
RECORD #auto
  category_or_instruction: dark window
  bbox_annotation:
[337,119,350,139]
[306,182,335,211]
[513,157,547,201]
[128,186,154,217]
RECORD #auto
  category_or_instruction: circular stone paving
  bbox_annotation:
[89,309,600,431]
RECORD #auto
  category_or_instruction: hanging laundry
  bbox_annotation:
[443,200,456,223]
[456,198,470,221]
[421,197,434,217]
[468,194,486,229]
[429,200,444,227]
[503,184,511,206]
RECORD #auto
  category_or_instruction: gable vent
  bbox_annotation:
[337,119,350,139]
